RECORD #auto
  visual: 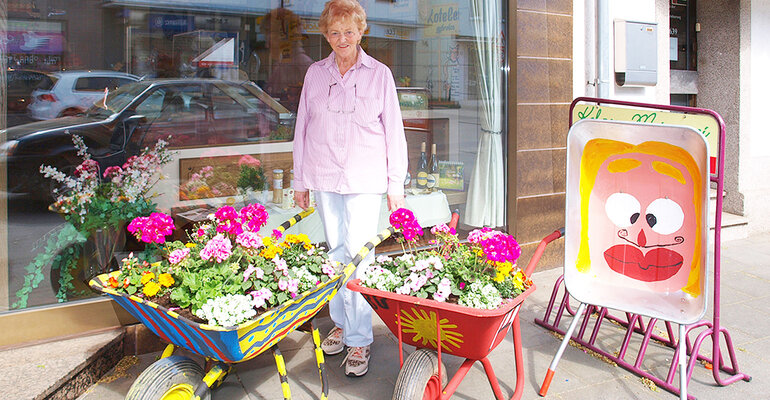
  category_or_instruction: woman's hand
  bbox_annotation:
[295,190,310,210]
[387,194,405,212]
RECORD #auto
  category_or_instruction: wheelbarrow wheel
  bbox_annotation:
[392,349,448,400]
[125,355,211,400]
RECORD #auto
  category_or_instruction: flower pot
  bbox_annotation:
[50,224,126,299]
[84,225,126,280]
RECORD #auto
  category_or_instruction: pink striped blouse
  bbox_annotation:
[292,48,408,196]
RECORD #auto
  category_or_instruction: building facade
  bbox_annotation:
[1,0,768,347]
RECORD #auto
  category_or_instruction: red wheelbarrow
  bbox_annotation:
[348,227,563,400]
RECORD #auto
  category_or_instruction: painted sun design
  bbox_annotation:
[399,308,464,349]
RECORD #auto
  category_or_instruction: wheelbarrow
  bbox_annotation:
[348,226,564,400]
[88,208,378,400]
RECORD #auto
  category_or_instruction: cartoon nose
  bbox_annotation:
[637,229,647,247]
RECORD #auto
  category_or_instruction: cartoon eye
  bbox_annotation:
[645,198,684,235]
[605,192,641,228]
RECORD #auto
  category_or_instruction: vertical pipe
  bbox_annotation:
[679,324,687,400]
[585,0,598,96]
[597,0,611,98]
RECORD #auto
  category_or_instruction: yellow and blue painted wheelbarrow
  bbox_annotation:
[89,208,389,400]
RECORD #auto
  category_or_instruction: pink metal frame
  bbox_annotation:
[392,230,563,400]
[535,97,751,399]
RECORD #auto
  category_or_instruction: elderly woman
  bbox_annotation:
[292,0,408,377]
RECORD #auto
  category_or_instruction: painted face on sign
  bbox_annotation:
[576,139,703,297]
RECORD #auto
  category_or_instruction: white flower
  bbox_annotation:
[194,294,257,327]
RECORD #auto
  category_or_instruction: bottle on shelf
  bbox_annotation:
[272,169,284,204]
[416,142,428,189]
[428,143,439,191]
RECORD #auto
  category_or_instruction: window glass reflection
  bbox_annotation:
[1,0,506,314]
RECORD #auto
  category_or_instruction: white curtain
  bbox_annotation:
[464,0,505,227]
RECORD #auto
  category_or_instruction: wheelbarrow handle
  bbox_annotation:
[339,226,397,282]
[523,228,564,276]
[274,207,315,234]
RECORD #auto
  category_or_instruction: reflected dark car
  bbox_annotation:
[1,78,295,200]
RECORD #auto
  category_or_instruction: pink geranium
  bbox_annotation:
[214,206,243,236]
[389,208,423,242]
[199,234,233,263]
[238,154,261,167]
[236,231,263,249]
[239,203,268,232]
[168,248,190,264]
[128,212,175,244]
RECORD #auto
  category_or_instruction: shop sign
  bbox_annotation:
[369,24,413,40]
[7,20,64,54]
[424,3,459,37]
[572,103,720,173]
[149,14,195,33]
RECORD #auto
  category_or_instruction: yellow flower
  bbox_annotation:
[143,281,161,297]
[512,268,526,290]
[151,261,161,267]
[140,272,156,285]
[303,243,313,251]
[262,236,274,247]
[185,243,197,248]
[158,273,175,287]
[260,245,283,259]
[496,261,513,276]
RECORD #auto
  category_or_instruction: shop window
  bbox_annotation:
[1,0,509,324]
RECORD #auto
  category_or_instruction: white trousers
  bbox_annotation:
[315,191,382,347]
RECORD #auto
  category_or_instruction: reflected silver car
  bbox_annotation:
[27,70,139,120]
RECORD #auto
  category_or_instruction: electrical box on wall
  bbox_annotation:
[614,20,657,86]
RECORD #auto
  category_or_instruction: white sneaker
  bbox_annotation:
[321,326,344,355]
[342,345,370,377]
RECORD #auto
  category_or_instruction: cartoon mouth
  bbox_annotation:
[603,245,684,282]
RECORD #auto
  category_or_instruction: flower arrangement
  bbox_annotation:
[360,208,532,310]
[236,155,267,193]
[13,134,172,308]
[179,165,237,200]
[42,135,172,231]
[107,202,340,327]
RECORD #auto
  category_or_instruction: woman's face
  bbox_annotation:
[324,19,362,61]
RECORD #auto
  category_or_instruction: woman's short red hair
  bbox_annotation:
[319,0,367,35]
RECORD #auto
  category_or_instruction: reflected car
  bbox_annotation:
[1,78,295,200]
[6,69,55,127]
[27,70,140,120]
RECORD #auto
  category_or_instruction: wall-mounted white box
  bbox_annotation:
[614,20,658,86]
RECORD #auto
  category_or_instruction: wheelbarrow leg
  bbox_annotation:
[272,346,293,400]
[194,361,231,399]
[510,313,525,400]
[160,343,176,359]
[539,302,587,396]
[310,322,330,400]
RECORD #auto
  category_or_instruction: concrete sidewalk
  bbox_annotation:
[77,233,769,400]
